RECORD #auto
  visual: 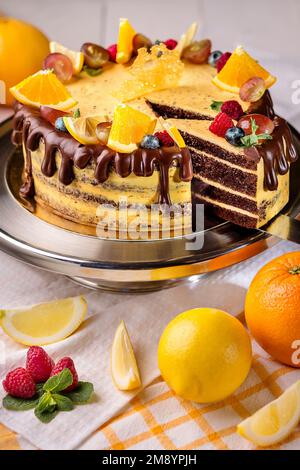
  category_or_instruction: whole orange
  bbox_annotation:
[245,252,300,367]
[0,17,49,105]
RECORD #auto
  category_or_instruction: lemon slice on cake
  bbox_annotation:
[175,22,198,56]
[212,46,277,94]
[237,380,300,447]
[63,115,108,145]
[10,70,77,110]
[50,41,84,74]
[111,321,141,391]
[0,296,87,346]
[160,118,186,148]
[107,104,156,153]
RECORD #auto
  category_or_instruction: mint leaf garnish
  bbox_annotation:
[210,100,223,112]
[3,370,95,424]
[52,394,74,411]
[3,394,40,411]
[63,382,94,404]
[73,108,81,119]
[35,391,56,414]
[35,407,58,424]
[83,65,102,77]
[241,117,273,147]
[43,369,73,393]
[250,117,259,134]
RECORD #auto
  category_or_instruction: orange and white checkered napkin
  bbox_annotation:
[86,344,300,450]
[1,241,300,450]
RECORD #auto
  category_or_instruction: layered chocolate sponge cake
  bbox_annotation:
[10,20,297,233]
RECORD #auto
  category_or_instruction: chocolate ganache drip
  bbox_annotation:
[244,116,297,191]
[12,103,193,204]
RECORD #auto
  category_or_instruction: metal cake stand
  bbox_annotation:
[0,127,299,293]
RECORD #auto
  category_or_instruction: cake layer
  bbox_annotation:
[194,194,258,229]
[167,119,258,170]
[66,62,249,121]
[190,149,257,197]
[30,141,192,230]
[171,119,292,229]
[192,177,258,214]
[145,64,248,120]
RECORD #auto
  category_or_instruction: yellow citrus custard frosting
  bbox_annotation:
[11,20,297,233]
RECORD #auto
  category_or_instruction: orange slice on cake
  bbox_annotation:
[116,18,136,65]
[107,104,156,153]
[10,70,77,110]
[212,46,277,94]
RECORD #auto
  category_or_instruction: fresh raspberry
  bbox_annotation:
[209,112,234,138]
[221,100,244,120]
[26,346,54,383]
[154,131,174,147]
[50,357,78,391]
[107,44,117,62]
[216,52,232,72]
[164,39,178,50]
[2,367,36,398]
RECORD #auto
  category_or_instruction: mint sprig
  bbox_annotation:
[63,381,94,404]
[3,369,94,424]
[210,100,223,112]
[43,368,73,393]
[2,394,40,411]
[241,117,273,147]
[73,108,81,119]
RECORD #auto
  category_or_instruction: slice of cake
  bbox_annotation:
[168,116,295,228]
[10,20,297,236]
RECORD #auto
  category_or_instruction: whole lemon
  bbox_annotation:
[0,17,49,105]
[158,308,252,403]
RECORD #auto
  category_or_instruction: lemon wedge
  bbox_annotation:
[63,115,107,145]
[111,321,141,391]
[176,22,198,57]
[0,296,87,346]
[50,41,84,74]
[160,118,186,148]
[116,18,136,64]
[237,380,300,447]
[10,69,77,111]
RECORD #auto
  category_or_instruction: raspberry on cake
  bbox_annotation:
[10,19,297,232]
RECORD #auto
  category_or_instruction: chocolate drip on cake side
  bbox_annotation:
[245,90,297,189]
[244,116,297,190]
[248,90,276,119]
[12,103,193,205]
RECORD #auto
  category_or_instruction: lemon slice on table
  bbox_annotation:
[212,46,277,94]
[0,296,87,346]
[116,18,136,64]
[10,70,77,111]
[111,321,142,391]
[63,115,108,145]
[50,41,84,74]
[107,104,156,153]
[237,380,300,447]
